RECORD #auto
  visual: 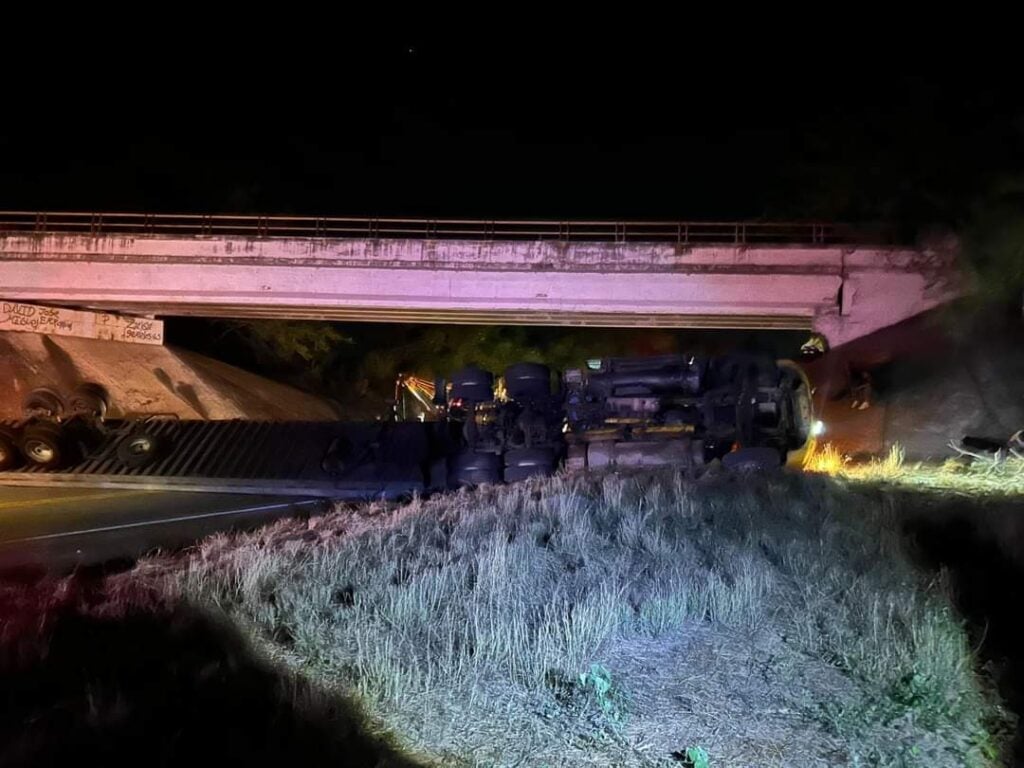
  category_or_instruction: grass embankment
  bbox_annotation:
[175,471,1011,764]
[806,443,1024,496]
[2,466,1017,766]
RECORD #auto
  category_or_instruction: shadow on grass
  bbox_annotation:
[0,580,427,768]
[901,493,1024,763]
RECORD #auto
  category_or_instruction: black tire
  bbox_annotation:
[69,382,110,419]
[448,450,501,487]
[117,431,165,469]
[0,426,22,471]
[22,387,65,418]
[449,367,494,403]
[785,371,814,448]
[503,446,556,483]
[20,421,71,469]
[504,362,551,400]
[722,446,782,473]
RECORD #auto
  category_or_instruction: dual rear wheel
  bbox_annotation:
[1,383,162,471]
[21,383,111,420]
[10,384,113,469]
[446,362,558,488]
[448,446,558,487]
[0,421,164,472]
[0,421,76,471]
[447,363,553,403]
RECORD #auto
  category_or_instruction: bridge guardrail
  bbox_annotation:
[0,211,885,245]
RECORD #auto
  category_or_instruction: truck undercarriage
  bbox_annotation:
[438,353,814,486]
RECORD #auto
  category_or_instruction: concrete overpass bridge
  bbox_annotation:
[0,212,960,347]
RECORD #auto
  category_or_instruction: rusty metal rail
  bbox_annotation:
[0,211,878,245]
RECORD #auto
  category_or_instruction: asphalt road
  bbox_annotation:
[0,486,325,571]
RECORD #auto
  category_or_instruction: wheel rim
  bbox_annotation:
[128,437,153,456]
[26,440,55,464]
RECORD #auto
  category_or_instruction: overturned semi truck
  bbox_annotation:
[438,353,816,486]
[0,353,815,498]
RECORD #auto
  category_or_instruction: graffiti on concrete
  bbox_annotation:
[0,301,163,345]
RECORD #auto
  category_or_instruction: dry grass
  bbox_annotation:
[140,469,1010,766]
[805,442,1024,496]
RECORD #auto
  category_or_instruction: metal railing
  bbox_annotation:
[0,211,878,245]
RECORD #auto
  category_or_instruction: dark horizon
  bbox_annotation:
[2,37,1020,230]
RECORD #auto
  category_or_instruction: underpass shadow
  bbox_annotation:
[174,382,210,419]
[0,585,427,768]
[41,335,82,385]
[152,367,211,418]
[902,494,1024,763]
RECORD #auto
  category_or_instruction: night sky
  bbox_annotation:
[2,32,1020,227]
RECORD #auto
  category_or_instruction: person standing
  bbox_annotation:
[850,367,873,410]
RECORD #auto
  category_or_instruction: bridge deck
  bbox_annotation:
[0,212,956,347]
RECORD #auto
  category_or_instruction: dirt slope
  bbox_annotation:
[0,331,341,421]
[805,309,1024,459]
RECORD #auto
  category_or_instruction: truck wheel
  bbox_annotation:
[503,446,556,482]
[449,367,494,403]
[117,431,165,469]
[504,362,551,400]
[0,426,23,471]
[449,450,501,487]
[722,447,782,473]
[22,387,65,419]
[20,421,71,470]
[69,382,111,419]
